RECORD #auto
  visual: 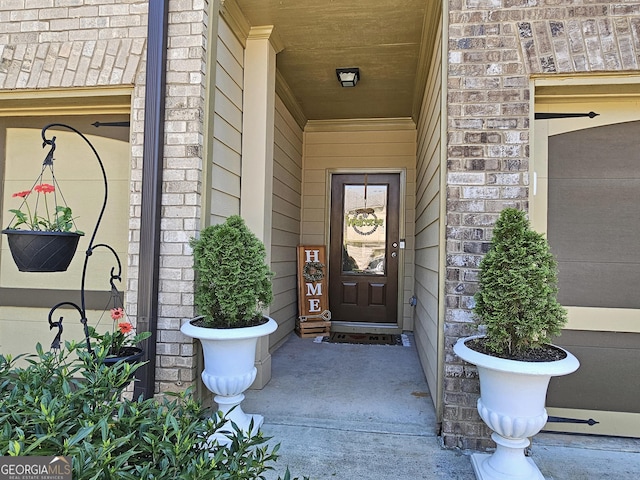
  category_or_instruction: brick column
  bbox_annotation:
[443,2,537,450]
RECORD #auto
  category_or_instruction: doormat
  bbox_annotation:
[323,332,404,346]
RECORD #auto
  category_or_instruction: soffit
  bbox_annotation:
[234,0,432,123]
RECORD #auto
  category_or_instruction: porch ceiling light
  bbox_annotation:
[336,67,359,87]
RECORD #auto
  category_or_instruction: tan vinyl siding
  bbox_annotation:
[209,18,243,223]
[270,95,303,344]
[301,123,416,330]
[414,20,442,415]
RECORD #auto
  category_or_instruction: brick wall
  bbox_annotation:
[0,2,147,89]
[0,0,210,395]
[443,0,640,450]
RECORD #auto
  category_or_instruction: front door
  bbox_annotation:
[329,173,400,324]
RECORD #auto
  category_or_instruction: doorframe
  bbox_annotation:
[325,168,407,333]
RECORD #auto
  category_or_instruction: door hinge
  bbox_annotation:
[534,112,599,120]
[547,416,599,426]
[92,121,131,128]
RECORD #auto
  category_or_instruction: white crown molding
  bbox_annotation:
[275,70,307,129]
[220,0,250,47]
[412,1,442,122]
[247,25,284,54]
[304,117,416,132]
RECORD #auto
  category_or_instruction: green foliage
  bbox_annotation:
[8,205,81,233]
[0,342,306,479]
[6,184,83,233]
[88,326,151,358]
[473,208,567,356]
[190,215,274,328]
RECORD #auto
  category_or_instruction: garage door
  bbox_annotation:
[533,83,640,437]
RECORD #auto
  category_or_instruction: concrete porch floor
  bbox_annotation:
[243,333,640,480]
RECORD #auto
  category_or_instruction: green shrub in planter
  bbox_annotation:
[0,342,305,480]
[190,215,274,328]
[473,208,568,357]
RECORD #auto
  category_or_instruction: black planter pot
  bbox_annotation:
[102,347,144,367]
[2,229,83,272]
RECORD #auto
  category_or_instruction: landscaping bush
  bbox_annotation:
[190,215,274,328]
[473,207,567,356]
[0,341,304,479]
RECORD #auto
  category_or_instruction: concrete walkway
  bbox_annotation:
[243,334,640,480]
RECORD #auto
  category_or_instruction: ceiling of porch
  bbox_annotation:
[234,0,439,124]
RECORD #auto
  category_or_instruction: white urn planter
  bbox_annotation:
[181,316,277,442]
[454,336,580,480]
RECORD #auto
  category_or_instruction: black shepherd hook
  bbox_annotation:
[48,301,85,351]
[40,123,123,355]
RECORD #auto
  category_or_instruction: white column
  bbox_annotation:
[240,25,284,389]
[241,25,284,255]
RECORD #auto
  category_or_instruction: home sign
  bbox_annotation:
[297,245,331,322]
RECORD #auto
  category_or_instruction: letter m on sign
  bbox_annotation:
[306,283,322,296]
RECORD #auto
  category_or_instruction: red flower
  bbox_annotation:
[12,190,32,198]
[110,307,125,320]
[34,183,55,194]
[118,322,133,335]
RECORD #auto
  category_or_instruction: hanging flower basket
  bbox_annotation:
[102,346,145,367]
[3,152,84,273]
[100,346,145,387]
[2,229,82,272]
[89,305,150,369]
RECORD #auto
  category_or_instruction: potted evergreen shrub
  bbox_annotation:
[453,208,580,480]
[180,215,277,442]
